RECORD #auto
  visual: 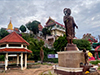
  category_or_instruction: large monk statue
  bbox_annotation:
[63,8,78,44]
[63,8,79,51]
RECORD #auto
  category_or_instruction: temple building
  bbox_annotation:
[38,24,43,36]
[4,19,20,33]
[45,17,65,38]
[82,33,98,44]
[43,17,65,48]
[0,32,32,70]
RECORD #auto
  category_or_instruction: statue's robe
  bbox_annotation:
[63,15,76,39]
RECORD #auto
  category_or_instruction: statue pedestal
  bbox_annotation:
[65,44,79,51]
[57,51,85,68]
[54,65,83,75]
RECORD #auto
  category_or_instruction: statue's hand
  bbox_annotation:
[76,25,78,29]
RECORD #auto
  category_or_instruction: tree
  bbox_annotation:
[53,35,91,52]
[53,35,67,52]
[21,33,44,61]
[42,28,51,39]
[19,25,26,33]
[0,28,9,39]
[73,39,91,50]
[26,20,40,34]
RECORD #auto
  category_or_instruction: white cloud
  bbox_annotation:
[0,0,100,39]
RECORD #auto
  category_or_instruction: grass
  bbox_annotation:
[33,62,52,66]
[98,67,100,70]
[89,60,100,65]
[40,71,55,75]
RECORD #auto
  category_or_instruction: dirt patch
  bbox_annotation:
[0,65,52,75]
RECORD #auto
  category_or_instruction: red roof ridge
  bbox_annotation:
[0,32,29,45]
[0,48,32,53]
[95,46,100,51]
[45,17,65,28]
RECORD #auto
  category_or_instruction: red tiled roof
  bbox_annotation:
[0,48,32,53]
[0,32,29,45]
[14,27,19,32]
[55,21,65,28]
[38,24,43,31]
[45,17,65,28]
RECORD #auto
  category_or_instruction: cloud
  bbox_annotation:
[0,0,100,39]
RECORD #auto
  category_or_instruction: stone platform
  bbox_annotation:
[53,65,83,75]
[65,44,79,51]
[57,51,85,68]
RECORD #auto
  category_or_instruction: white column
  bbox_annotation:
[17,54,19,66]
[6,44,9,48]
[25,54,27,69]
[5,53,8,71]
[21,44,23,48]
[21,53,23,70]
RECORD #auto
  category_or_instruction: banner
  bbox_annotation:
[48,54,58,58]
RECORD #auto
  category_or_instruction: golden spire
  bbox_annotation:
[7,18,13,30]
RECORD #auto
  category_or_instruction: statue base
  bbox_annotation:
[57,51,85,68]
[65,44,79,51]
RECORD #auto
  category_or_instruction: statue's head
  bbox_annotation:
[63,8,71,16]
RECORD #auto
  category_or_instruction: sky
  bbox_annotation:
[0,0,100,39]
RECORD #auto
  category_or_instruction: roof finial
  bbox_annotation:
[10,17,11,21]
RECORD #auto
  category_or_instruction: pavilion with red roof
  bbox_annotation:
[0,32,32,70]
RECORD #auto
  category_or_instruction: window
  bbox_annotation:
[9,44,21,47]
[23,45,26,47]
[0,44,6,47]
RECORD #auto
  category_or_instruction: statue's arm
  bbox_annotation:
[72,17,78,29]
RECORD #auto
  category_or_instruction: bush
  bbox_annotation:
[43,47,58,63]
[0,55,4,61]
[53,35,91,51]
[89,60,100,65]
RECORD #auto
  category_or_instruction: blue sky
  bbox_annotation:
[0,0,100,39]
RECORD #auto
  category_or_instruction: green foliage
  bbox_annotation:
[0,36,2,40]
[53,35,67,52]
[21,33,57,62]
[21,33,34,41]
[26,20,40,34]
[43,47,58,63]
[73,39,91,50]
[0,28,9,39]
[19,25,26,32]
[53,35,91,51]
[98,67,100,70]
[0,55,5,61]
[89,60,100,65]
[42,28,51,39]
[21,33,44,61]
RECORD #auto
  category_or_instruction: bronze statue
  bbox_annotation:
[63,8,78,44]
[40,47,44,64]
[83,49,88,65]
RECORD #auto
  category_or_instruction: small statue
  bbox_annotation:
[83,49,88,65]
[63,8,78,44]
[40,47,44,64]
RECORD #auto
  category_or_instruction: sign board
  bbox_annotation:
[48,54,58,58]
